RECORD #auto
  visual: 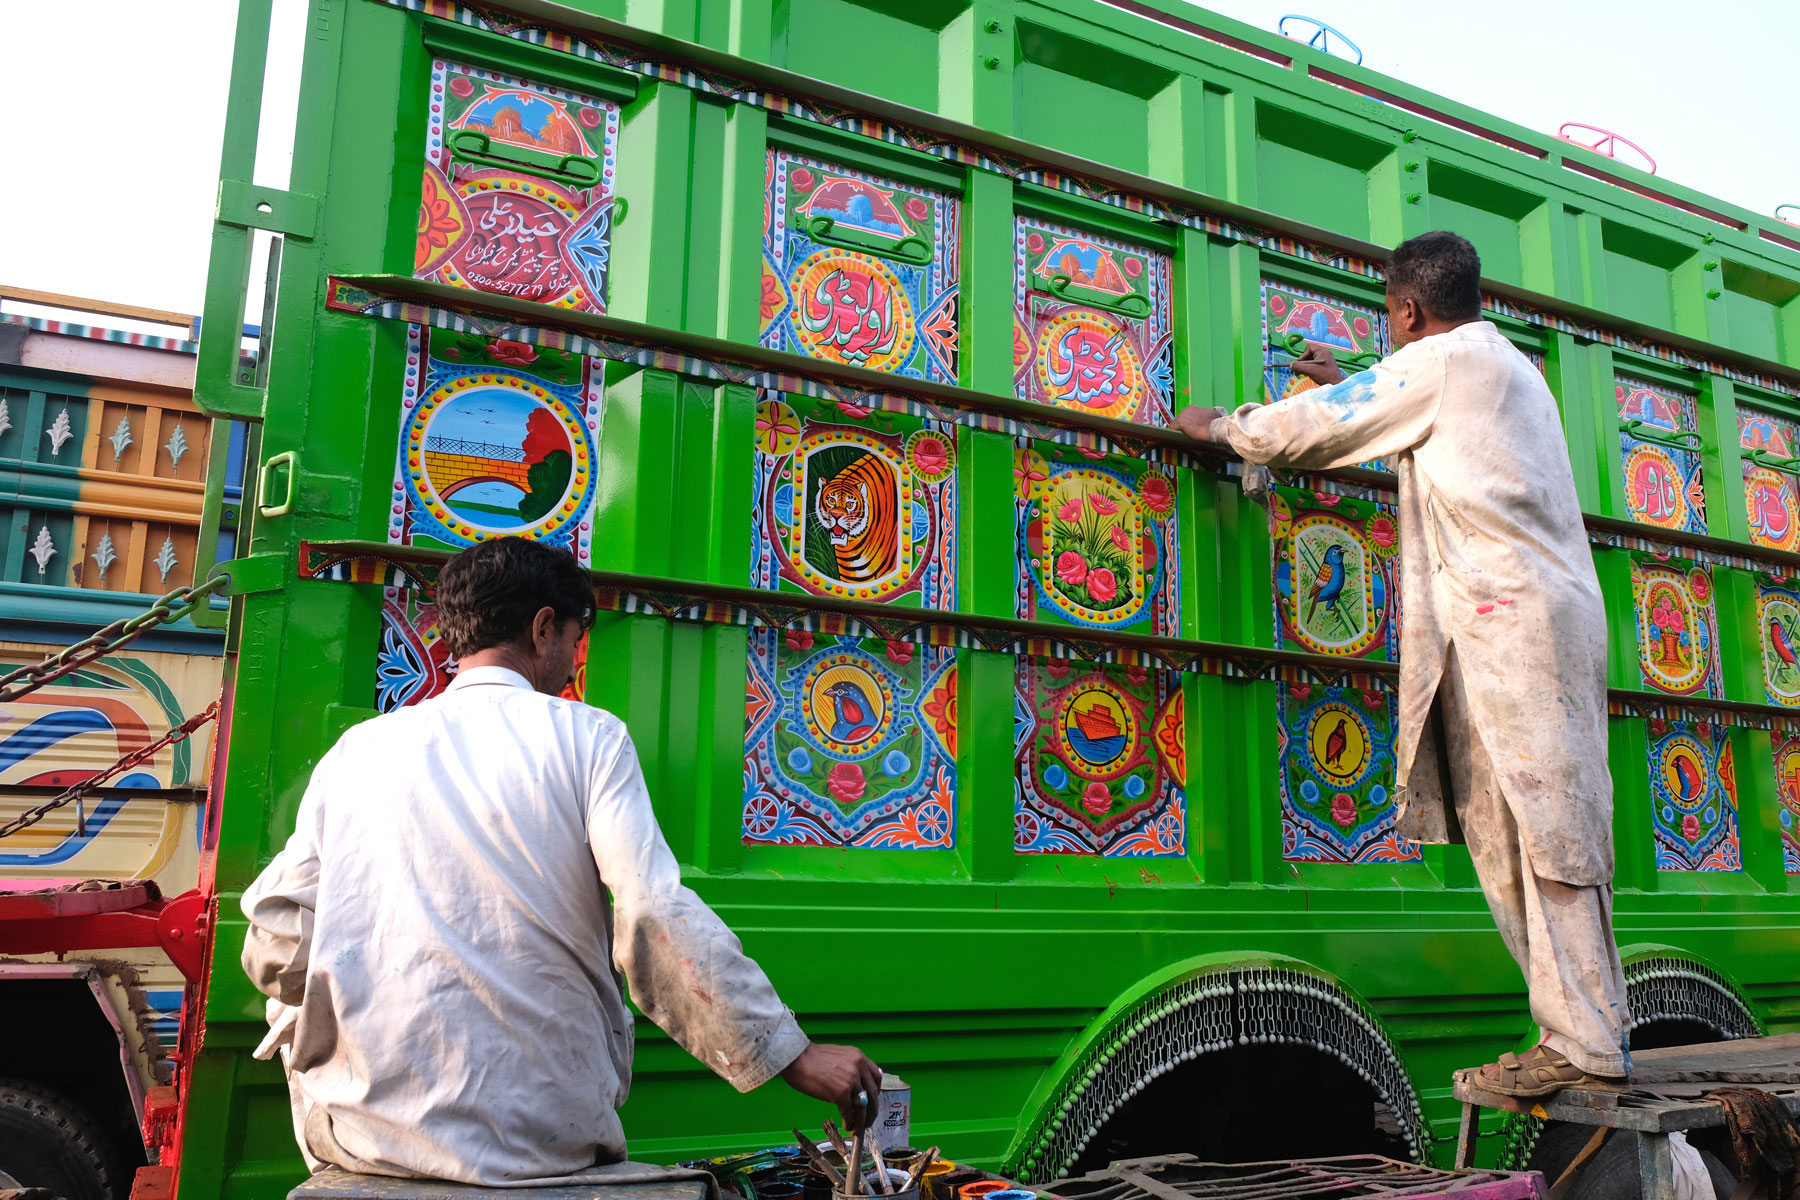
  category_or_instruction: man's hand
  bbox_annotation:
[1173,406,1226,443]
[781,1042,884,1133]
[1290,343,1346,386]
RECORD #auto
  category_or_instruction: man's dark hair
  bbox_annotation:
[1386,231,1482,322]
[435,537,594,658]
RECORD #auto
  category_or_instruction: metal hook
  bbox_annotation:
[446,130,604,189]
[803,216,934,266]
[1044,273,1152,319]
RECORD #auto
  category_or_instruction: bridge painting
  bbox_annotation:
[419,382,574,530]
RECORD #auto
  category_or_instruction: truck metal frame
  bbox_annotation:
[165,2,1800,1199]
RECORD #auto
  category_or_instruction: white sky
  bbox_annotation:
[0,0,1792,317]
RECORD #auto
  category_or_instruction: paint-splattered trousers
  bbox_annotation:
[1440,652,1631,1078]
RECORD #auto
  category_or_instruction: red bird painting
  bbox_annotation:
[1671,751,1704,802]
[1769,616,1797,667]
[1322,715,1349,769]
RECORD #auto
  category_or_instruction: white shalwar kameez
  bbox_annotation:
[1212,320,1630,1077]
[241,666,810,1184]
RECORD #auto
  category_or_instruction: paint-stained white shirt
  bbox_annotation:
[1213,321,1613,885]
[241,667,808,1184]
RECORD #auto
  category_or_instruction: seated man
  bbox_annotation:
[243,536,880,1183]
[1176,231,1630,1097]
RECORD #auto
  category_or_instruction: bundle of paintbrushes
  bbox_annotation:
[791,1121,938,1200]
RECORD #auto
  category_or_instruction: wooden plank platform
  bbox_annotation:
[1450,1035,1800,1198]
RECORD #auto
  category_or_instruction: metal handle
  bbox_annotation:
[1620,420,1702,452]
[1278,331,1382,371]
[1775,203,1800,227]
[1745,448,1800,475]
[257,449,297,518]
[803,215,934,266]
[447,130,603,189]
[1044,273,1152,319]
[1276,14,1364,65]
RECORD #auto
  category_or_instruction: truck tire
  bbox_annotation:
[0,1080,119,1200]
[1530,1120,1737,1200]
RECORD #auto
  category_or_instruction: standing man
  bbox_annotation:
[1175,231,1630,1097]
[242,536,882,1182]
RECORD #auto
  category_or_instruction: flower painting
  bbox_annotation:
[1015,446,1180,635]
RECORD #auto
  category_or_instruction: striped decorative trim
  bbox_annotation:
[297,542,1800,731]
[325,279,1197,463]
[373,0,1799,396]
[0,313,197,355]
[299,541,1393,687]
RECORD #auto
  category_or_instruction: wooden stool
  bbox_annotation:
[1452,1034,1800,1198]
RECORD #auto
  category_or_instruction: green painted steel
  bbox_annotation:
[184,2,1800,1198]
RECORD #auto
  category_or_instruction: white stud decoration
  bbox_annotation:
[108,417,133,461]
[93,533,118,580]
[28,525,56,575]
[0,396,11,438]
[164,421,189,467]
[153,536,179,583]
[45,407,72,456]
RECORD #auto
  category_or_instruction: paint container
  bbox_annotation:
[758,1183,804,1200]
[937,1171,984,1200]
[882,1147,922,1174]
[803,1169,836,1200]
[837,1170,916,1200]
[869,1073,912,1157]
[957,1181,1011,1200]
[983,1191,1037,1200]
[920,1162,955,1200]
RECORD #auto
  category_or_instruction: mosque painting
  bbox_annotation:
[1739,408,1800,553]
[761,149,959,383]
[416,61,619,313]
[1013,658,1185,857]
[1618,377,1706,536]
[1260,281,1387,404]
[1012,216,1173,426]
[390,326,602,564]
[1647,719,1741,873]
[742,631,957,850]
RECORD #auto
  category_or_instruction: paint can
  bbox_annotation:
[957,1181,1010,1200]
[836,1169,916,1200]
[983,1191,1036,1200]
[882,1147,922,1175]
[936,1171,984,1200]
[869,1073,912,1157]
[758,1183,804,1200]
[919,1162,955,1200]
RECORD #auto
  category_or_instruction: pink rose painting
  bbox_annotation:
[1056,552,1089,587]
[1082,781,1112,817]
[828,761,866,805]
[1681,813,1701,842]
[1331,793,1358,828]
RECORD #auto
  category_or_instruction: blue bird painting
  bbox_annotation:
[1305,544,1348,622]
[824,680,878,743]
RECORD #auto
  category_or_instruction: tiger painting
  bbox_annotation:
[807,449,902,585]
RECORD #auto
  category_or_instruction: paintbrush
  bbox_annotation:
[847,1125,865,1196]
[869,1134,893,1196]
[822,1119,854,1166]
[791,1129,845,1188]
[902,1147,939,1195]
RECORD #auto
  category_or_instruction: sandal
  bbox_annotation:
[1474,1044,1591,1098]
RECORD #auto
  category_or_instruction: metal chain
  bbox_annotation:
[0,701,220,840]
[0,578,228,705]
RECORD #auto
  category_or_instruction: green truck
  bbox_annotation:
[29,2,1800,1199]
